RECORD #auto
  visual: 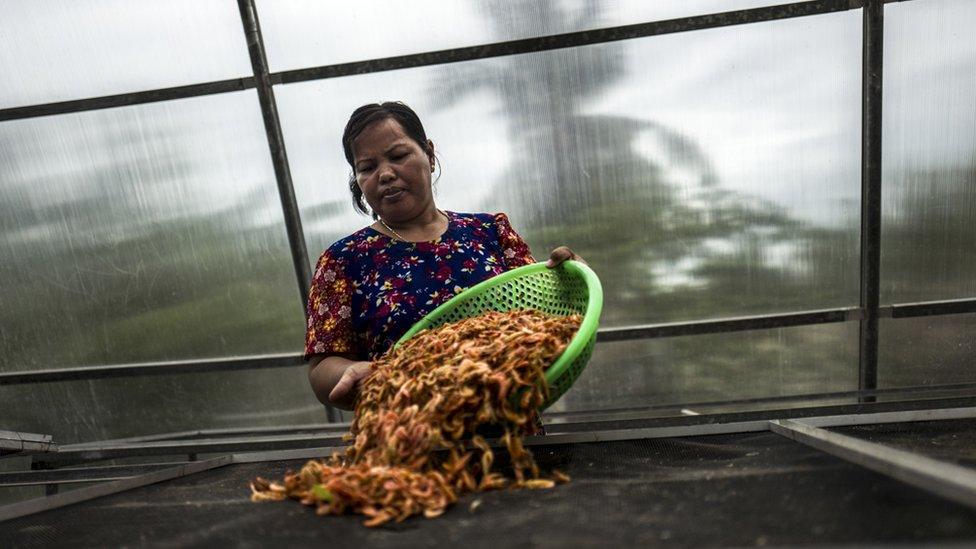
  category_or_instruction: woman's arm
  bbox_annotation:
[307,354,373,410]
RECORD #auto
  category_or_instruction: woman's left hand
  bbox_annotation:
[546,246,585,268]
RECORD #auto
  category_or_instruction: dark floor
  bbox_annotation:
[2,430,976,548]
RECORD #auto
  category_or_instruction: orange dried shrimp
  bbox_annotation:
[250,309,581,527]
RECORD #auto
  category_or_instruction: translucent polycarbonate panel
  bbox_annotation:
[278,11,861,328]
[0,368,325,444]
[879,314,976,389]
[881,0,976,304]
[0,0,251,108]
[550,322,857,413]
[0,91,305,372]
[258,0,790,71]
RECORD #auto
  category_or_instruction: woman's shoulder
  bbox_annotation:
[448,210,512,228]
[315,227,376,265]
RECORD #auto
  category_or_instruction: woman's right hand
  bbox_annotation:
[308,355,373,410]
[328,360,373,405]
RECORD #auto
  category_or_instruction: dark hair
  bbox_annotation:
[341,101,435,218]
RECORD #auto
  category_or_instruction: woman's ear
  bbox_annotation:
[426,139,436,168]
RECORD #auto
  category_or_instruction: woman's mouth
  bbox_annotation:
[382,189,405,201]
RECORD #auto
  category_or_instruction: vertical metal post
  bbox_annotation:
[859,0,884,399]
[236,0,312,305]
[237,0,337,422]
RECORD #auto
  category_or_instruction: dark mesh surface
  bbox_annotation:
[3,432,976,548]
[834,418,976,466]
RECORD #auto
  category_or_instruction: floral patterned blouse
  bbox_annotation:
[304,211,536,360]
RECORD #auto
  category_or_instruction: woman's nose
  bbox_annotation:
[378,166,396,183]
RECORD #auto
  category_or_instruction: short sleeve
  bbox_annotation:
[493,212,536,270]
[304,249,359,359]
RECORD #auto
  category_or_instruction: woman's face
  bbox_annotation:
[351,118,435,223]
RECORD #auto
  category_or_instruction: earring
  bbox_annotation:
[430,165,435,173]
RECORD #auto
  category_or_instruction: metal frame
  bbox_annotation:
[859,0,884,397]
[0,430,57,455]
[771,418,976,509]
[3,404,975,523]
[21,395,976,468]
[0,0,973,404]
[4,298,976,385]
[0,456,232,523]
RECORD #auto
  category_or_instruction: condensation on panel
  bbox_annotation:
[0,91,305,372]
[0,0,251,108]
[278,10,861,328]
[258,0,787,72]
[549,321,858,413]
[879,314,976,389]
[0,367,325,444]
[881,0,976,304]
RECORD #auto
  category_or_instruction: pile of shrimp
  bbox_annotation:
[250,309,581,526]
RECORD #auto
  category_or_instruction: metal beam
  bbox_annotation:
[236,0,312,306]
[542,382,976,424]
[545,396,976,434]
[2,293,974,386]
[795,406,976,428]
[237,0,333,422]
[887,298,976,319]
[31,397,976,468]
[770,418,976,510]
[858,0,884,398]
[0,462,185,487]
[32,432,347,466]
[0,431,56,454]
[0,78,255,122]
[0,456,232,523]
[67,422,352,448]
[0,1,856,123]
[272,0,853,85]
[0,353,304,386]
[2,403,973,523]
[598,308,860,342]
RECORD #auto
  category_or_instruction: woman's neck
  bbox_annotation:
[376,206,447,242]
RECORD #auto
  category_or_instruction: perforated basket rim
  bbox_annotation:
[395,260,603,401]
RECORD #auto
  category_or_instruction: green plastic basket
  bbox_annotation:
[396,260,603,410]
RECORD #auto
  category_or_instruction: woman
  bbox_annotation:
[306,102,581,409]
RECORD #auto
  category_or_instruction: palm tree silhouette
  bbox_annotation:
[425,0,861,408]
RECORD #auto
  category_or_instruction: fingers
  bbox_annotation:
[329,362,370,402]
[328,371,354,402]
[546,246,576,268]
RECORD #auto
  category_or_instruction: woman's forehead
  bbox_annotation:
[352,118,411,157]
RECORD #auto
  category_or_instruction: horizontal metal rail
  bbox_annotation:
[544,396,976,434]
[0,352,303,385]
[271,1,852,85]
[0,456,232,523]
[0,462,186,487]
[30,396,976,468]
[0,77,255,121]
[0,1,854,122]
[0,431,56,454]
[69,422,352,447]
[886,297,976,319]
[3,403,973,523]
[542,381,976,423]
[3,298,974,386]
[33,432,347,467]
[597,307,861,342]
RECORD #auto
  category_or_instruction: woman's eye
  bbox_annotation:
[392,154,407,161]
[357,165,375,173]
